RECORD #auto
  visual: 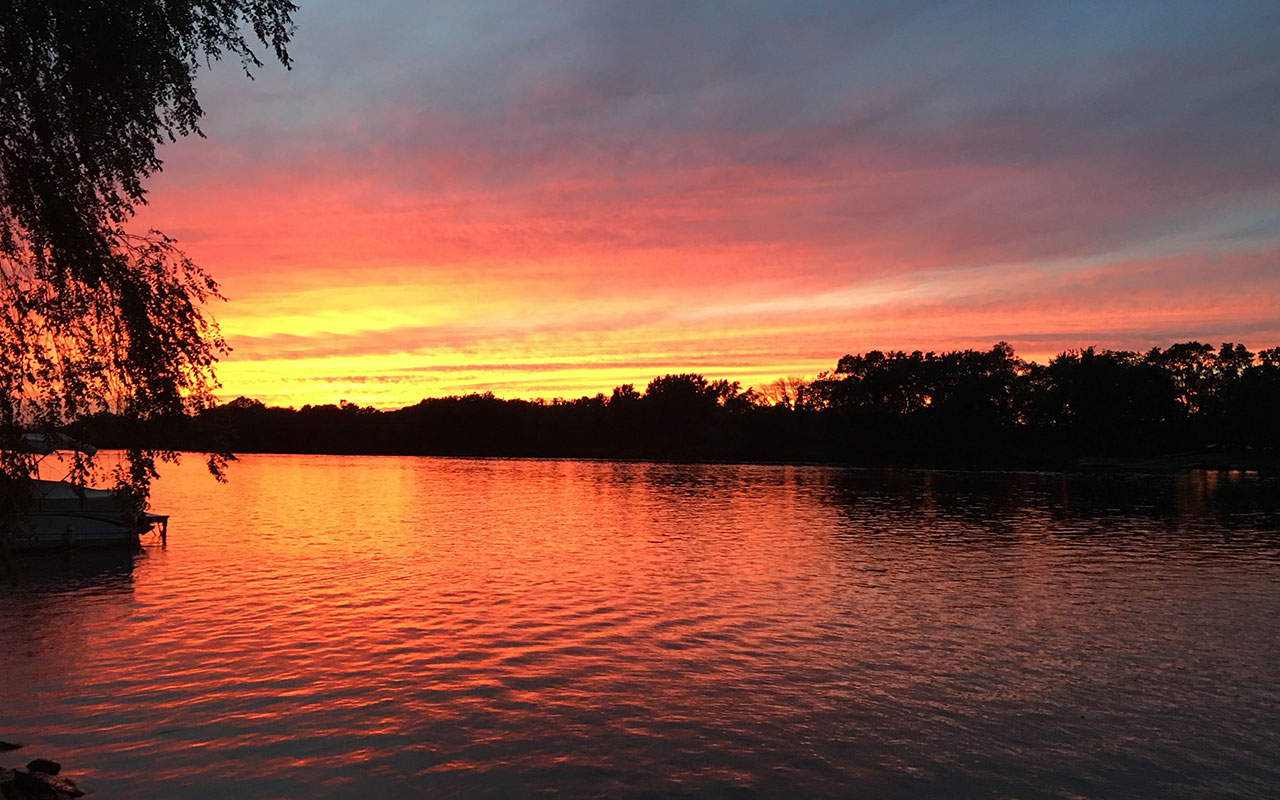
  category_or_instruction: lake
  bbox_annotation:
[3,455,1279,797]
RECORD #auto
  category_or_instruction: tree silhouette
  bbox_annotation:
[69,340,1280,470]
[0,1,295,537]
[754,376,810,410]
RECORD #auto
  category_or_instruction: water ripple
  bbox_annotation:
[2,457,1279,797]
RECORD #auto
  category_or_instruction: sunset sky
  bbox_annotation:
[135,0,1280,408]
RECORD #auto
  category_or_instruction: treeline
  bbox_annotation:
[76,341,1280,469]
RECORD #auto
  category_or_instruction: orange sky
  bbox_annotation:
[135,1,1280,408]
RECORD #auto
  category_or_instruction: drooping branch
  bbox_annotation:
[0,2,295,532]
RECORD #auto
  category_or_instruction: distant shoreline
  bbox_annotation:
[70,342,1280,476]
[153,447,1277,477]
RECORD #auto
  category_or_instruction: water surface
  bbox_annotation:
[3,456,1279,797]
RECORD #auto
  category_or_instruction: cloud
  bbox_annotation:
[128,0,1280,406]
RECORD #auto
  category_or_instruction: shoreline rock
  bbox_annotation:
[24,761,58,777]
[0,761,83,800]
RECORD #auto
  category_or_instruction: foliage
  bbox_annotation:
[75,341,1280,470]
[0,1,295,534]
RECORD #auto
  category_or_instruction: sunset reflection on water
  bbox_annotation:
[3,456,1279,798]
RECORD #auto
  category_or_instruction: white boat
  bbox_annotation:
[3,434,168,552]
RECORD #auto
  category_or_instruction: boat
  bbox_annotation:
[2,433,168,552]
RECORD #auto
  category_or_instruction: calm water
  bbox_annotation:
[3,456,1279,798]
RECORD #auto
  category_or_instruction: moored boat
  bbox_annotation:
[2,434,167,552]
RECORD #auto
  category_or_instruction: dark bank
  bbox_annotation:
[74,341,1280,471]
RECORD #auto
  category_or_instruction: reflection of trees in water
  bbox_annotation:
[635,462,801,495]
[4,548,138,592]
[0,549,138,667]
[579,462,1280,548]
[821,468,1280,543]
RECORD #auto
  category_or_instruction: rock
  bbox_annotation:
[23,761,58,777]
[44,774,84,799]
[8,769,83,800]
[13,769,59,800]
[0,742,23,752]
